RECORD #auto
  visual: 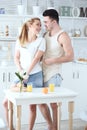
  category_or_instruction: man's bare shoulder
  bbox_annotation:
[58,31,71,47]
[59,31,70,41]
[59,31,68,37]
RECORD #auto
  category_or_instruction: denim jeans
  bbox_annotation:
[14,71,43,88]
[44,73,63,87]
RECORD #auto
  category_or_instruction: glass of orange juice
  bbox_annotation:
[49,83,55,92]
[27,83,32,92]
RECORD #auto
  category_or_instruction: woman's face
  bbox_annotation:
[30,20,41,34]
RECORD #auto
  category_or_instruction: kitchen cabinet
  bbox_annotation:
[61,62,87,120]
[0,66,17,125]
[72,63,87,119]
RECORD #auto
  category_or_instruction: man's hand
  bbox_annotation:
[44,58,54,65]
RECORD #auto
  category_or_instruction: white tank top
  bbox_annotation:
[43,30,65,82]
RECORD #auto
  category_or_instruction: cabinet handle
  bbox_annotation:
[73,72,75,78]
[3,73,5,82]
[8,72,10,82]
[77,72,79,79]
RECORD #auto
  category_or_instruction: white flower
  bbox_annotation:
[20,70,26,77]
[23,74,29,80]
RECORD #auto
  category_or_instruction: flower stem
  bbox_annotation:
[20,80,23,92]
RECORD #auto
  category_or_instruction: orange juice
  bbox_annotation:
[27,84,32,92]
[49,84,55,92]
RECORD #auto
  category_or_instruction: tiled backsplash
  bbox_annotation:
[73,41,87,60]
[0,42,15,63]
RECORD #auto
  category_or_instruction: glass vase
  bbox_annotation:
[20,81,23,92]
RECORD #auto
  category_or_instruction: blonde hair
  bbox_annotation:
[19,17,41,46]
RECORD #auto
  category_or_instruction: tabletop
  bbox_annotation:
[5,87,78,105]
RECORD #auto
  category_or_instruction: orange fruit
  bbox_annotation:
[42,87,48,94]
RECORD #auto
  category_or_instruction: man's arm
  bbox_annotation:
[44,32,74,65]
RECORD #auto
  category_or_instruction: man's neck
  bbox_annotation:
[49,26,61,36]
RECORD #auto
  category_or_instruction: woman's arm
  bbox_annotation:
[26,38,46,77]
[27,50,44,75]
[14,49,23,72]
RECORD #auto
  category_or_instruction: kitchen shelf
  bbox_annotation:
[2,15,87,20]
[73,60,87,65]
[60,16,87,20]
[0,37,16,41]
[71,37,87,40]
[0,14,42,18]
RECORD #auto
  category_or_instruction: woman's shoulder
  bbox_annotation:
[16,38,20,43]
[16,38,21,47]
[36,36,46,47]
[37,36,45,41]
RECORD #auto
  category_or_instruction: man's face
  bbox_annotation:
[43,16,54,31]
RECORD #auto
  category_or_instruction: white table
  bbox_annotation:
[5,87,78,130]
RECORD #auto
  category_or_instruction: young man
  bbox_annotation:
[40,9,74,130]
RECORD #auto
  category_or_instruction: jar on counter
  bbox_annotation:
[74,29,81,37]
[5,25,9,36]
[68,29,73,37]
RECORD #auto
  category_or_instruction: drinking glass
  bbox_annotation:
[27,83,32,92]
[49,84,55,92]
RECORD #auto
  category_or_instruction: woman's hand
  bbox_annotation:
[23,73,29,80]
[19,69,25,76]
[23,73,29,84]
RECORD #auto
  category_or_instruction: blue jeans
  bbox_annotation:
[44,73,63,87]
[14,71,43,88]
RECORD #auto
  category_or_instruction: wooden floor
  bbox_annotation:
[2,119,87,130]
[23,119,87,130]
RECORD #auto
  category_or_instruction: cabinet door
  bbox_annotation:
[6,67,16,89]
[0,67,16,89]
[61,62,80,120]
[61,62,73,87]
[0,68,7,123]
[0,68,7,89]
[68,63,87,118]
[61,62,74,120]
[72,64,87,119]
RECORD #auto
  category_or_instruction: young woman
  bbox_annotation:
[3,17,52,130]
